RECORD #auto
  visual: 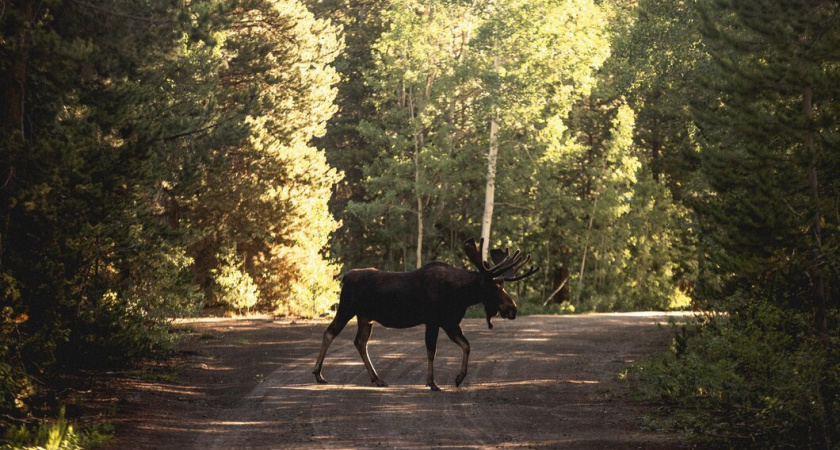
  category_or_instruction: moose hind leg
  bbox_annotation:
[354,316,387,387]
[313,313,352,384]
[443,324,470,387]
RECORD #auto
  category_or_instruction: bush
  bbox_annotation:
[213,247,260,314]
[628,304,839,449]
[0,278,34,414]
[1,407,113,450]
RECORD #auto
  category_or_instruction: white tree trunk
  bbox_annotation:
[481,117,498,260]
[410,88,424,269]
[480,55,501,260]
[416,162,423,270]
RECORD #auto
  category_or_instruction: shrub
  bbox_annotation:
[1,407,112,450]
[628,304,839,449]
[213,247,260,314]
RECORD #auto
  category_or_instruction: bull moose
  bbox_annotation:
[312,238,538,391]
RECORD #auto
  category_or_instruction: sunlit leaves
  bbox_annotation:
[186,0,343,316]
[354,0,612,269]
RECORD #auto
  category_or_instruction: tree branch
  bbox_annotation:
[161,117,234,142]
[494,202,532,211]
[70,0,175,25]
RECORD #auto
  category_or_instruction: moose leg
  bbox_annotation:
[354,316,387,387]
[443,324,470,387]
[425,325,441,391]
[313,312,353,384]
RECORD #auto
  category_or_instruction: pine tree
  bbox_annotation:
[306,0,392,267]
[694,0,839,331]
[0,0,207,411]
[0,0,345,414]
[186,0,343,315]
[686,0,840,445]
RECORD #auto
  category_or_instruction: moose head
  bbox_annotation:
[463,237,539,329]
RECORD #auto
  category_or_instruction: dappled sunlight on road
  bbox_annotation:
[112,314,684,449]
[191,315,679,449]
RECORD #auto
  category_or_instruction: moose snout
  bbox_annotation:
[504,306,517,320]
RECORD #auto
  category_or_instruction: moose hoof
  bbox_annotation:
[455,373,466,387]
[314,373,328,384]
[373,379,388,387]
[427,382,441,391]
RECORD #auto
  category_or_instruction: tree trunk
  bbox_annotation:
[410,88,424,269]
[543,267,570,306]
[0,1,31,139]
[0,1,34,268]
[803,85,827,342]
[574,197,598,305]
[416,197,423,269]
[481,117,498,259]
[480,55,500,260]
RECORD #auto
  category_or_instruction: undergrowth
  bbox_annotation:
[1,408,113,450]
[625,304,839,449]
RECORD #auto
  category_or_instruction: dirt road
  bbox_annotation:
[103,313,686,449]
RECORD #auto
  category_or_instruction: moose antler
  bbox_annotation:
[464,238,539,282]
[499,264,539,282]
[463,237,486,271]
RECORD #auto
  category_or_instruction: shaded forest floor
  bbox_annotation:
[78,313,690,449]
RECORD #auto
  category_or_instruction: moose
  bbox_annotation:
[312,238,538,391]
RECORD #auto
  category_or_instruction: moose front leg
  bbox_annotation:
[443,324,470,387]
[354,316,387,387]
[425,325,441,391]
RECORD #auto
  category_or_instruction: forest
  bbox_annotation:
[0,0,838,448]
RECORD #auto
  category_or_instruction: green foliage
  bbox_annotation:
[536,94,693,312]
[689,0,840,315]
[0,306,33,413]
[187,0,343,316]
[328,0,696,313]
[629,306,839,448]
[0,0,343,416]
[347,0,621,284]
[214,247,260,314]
[627,1,840,447]
[1,407,113,450]
[4,1,837,448]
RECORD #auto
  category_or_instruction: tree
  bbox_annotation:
[0,0,344,414]
[630,1,840,447]
[694,0,839,334]
[306,0,392,267]
[0,0,206,412]
[352,0,611,273]
[620,0,706,197]
[186,0,343,315]
[692,4,840,441]
[470,0,611,258]
[352,0,486,268]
